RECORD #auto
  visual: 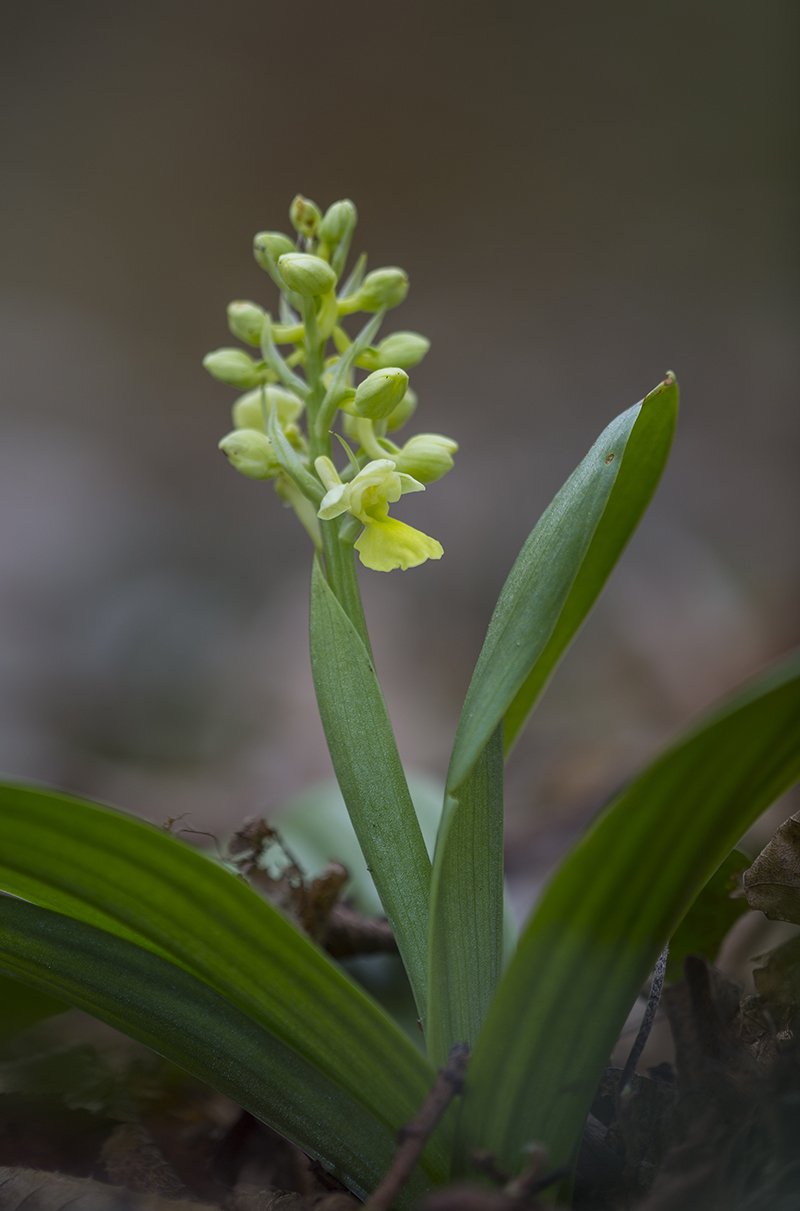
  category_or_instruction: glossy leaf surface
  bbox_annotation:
[310,558,432,1021]
[0,782,445,1185]
[459,653,800,1175]
[450,375,678,793]
[428,378,677,1061]
[0,896,437,1204]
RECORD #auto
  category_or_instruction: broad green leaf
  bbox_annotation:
[428,378,677,1064]
[426,728,504,1065]
[309,558,432,1022]
[0,783,445,1182]
[665,848,750,982]
[458,652,800,1177]
[0,897,437,1205]
[448,375,678,793]
[0,972,65,1041]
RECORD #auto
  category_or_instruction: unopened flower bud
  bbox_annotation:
[289,194,322,239]
[227,300,266,347]
[277,252,337,298]
[353,368,409,421]
[253,231,295,273]
[386,385,418,432]
[393,434,458,483]
[373,331,430,369]
[218,428,278,479]
[356,267,409,311]
[232,385,304,432]
[203,348,266,389]
[319,199,357,247]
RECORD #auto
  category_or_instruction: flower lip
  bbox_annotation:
[314,456,439,571]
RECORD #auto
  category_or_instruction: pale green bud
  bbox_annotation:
[277,252,337,298]
[319,199,357,247]
[231,385,304,432]
[356,267,409,311]
[353,368,409,421]
[253,231,295,273]
[372,331,430,369]
[203,348,267,389]
[393,433,458,483]
[218,428,278,479]
[227,300,266,347]
[386,385,418,432]
[289,194,322,239]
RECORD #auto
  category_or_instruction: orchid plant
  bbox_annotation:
[0,195,798,1208]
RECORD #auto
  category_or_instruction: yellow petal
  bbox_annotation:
[354,517,443,572]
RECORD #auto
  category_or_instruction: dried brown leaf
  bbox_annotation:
[744,815,800,924]
[0,1166,216,1211]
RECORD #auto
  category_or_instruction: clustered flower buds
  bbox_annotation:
[203,195,458,572]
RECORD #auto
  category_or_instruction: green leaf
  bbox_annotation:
[0,897,436,1205]
[278,772,446,917]
[427,378,677,1064]
[426,728,504,1064]
[309,558,432,1022]
[458,652,800,1177]
[449,375,678,793]
[0,972,66,1041]
[0,782,446,1187]
[665,848,750,982]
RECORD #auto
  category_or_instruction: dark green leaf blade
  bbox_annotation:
[0,897,439,1205]
[426,728,504,1065]
[459,652,800,1177]
[448,375,678,793]
[428,379,676,1065]
[665,848,750,982]
[0,782,443,1176]
[0,972,65,1040]
[309,557,432,1022]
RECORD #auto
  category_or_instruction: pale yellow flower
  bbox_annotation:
[315,457,443,572]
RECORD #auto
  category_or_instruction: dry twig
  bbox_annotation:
[365,1044,470,1211]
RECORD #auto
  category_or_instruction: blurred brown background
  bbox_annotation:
[1,2,798,880]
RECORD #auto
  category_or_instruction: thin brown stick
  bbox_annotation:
[365,1044,470,1211]
[618,942,669,1095]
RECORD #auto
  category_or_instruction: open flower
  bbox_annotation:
[315,457,443,572]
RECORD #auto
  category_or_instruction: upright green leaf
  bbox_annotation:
[309,558,432,1022]
[458,653,800,1177]
[426,729,504,1065]
[427,378,677,1063]
[0,897,437,1205]
[665,848,750,982]
[0,782,444,1179]
[450,375,677,792]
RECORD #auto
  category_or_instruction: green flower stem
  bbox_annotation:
[336,295,363,317]
[272,321,305,344]
[302,300,325,411]
[315,312,385,444]
[354,417,397,461]
[319,520,372,659]
[301,299,372,655]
